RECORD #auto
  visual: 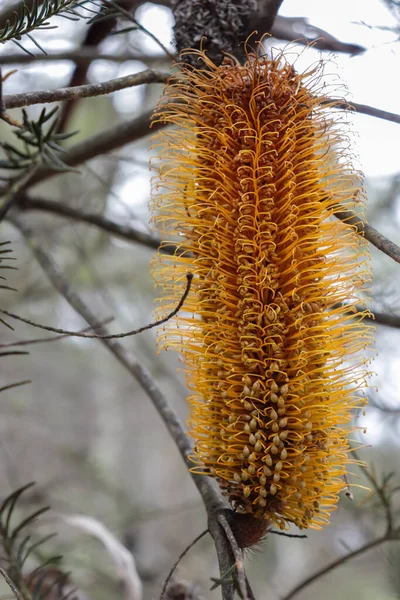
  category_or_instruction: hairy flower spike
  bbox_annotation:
[150,48,373,532]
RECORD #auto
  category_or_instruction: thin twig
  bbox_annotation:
[352,449,393,534]
[269,530,307,539]
[100,0,175,60]
[0,273,193,340]
[0,318,114,348]
[16,195,178,255]
[160,529,209,600]
[281,534,393,600]
[3,70,170,109]
[0,380,31,393]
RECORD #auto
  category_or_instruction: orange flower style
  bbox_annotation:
[150,48,373,532]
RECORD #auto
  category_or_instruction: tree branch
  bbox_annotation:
[281,534,394,600]
[334,100,400,125]
[255,0,285,33]
[10,212,245,600]
[0,49,170,65]
[53,0,136,134]
[14,195,400,267]
[0,272,193,340]
[16,195,178,255]
[334,207,400,265]
[271,15,365,55]
[365,309,400,329]
[101,0,175,60]
[19,195,400,270]
[3,70,169,109]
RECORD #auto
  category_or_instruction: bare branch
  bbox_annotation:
[271,15,365,54]
[0,164,40,222]
[53,0,137,134]
[0,49,170,65]
[17,109,163,190]
[160,529,209,600]
[63,514,143,600]
[3,70,170,109]
[10,213,241,600]
[0,318,114,348]
[365,309,400,328]
[255,0,285,33]
[100,0,175,60]
[0,379,31,393]
[334,207,400,265]
[352,449,394,535]
[16,195,178,255]
[0,273,193,340]
[334,100,400,125]
[281,534,393,600]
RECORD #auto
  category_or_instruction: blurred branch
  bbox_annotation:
[63,514,143,600]
[270,15,365,54]
[10,213,247,600]
[0,164,39,222]
[3,70,169,109]
[253,0,284,34]
[0,48,171,65]
[101,0,175,60]
[15,195,178,255]
[366,309,400,328]
[160,529,209,600]
[14,109,163,190]
[54,0,133,134]
[282,533,396,600]
[283,452,400,600]
[353,449,394,535]
[19,196,400,275]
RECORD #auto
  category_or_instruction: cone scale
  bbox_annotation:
[150,48,373,532]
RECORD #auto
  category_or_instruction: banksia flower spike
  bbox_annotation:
[150,47,373,534]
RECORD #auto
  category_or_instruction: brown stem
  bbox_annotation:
[334,207,400,265]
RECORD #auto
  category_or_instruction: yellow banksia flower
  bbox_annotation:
[150,47,373,532]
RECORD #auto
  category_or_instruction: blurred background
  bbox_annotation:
[0,1,400,599]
